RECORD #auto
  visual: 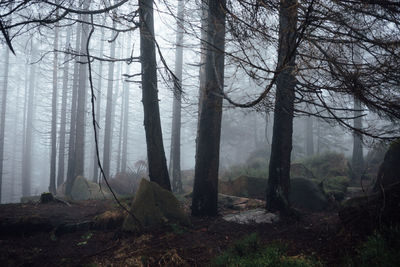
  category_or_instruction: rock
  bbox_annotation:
[340,182,400,235]
[71,176,112,200]
[373,139,400,192]
[122,179,190,232]
[302,152,350,179]
[365,141,389,180]
[218,194,265,211]
[289,178,328,211]
[105,172,139,196]
[222,208,278,224]
[219,176,268,200]
[290,163,316,179]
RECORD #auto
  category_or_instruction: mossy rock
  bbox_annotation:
[70,176,112,200]
[219,176,268,200]
[373,139,400,191]
[289,178,328,211]
[302,152,350,179]
[290,163,316,179]
[123,179,190,232]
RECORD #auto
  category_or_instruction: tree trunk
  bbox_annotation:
[22,41,37,197]
[0,45,10,202]
[192,0,226,217]
[73,1,90,180]
[57,28,71,187]
[49,18,59,194]
[305,115,314,156]
[169,0,185,193]
[92,25,105,182]
[66,12,84,196]
[102,19,117,180]
[266,0,298,213]
[121,34,131,173]
[352,96,364,181]
[139,0,171,191]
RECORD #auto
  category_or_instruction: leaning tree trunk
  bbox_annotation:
[57,27,71,187]
[266,0,298,213]
[352,96,364,181]
[49,17,59,194]
[192,0,226,217]
[169,0,185,193]
[139,0,171,191]
[0,44,10,202]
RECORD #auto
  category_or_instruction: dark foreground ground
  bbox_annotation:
[0,199,360,266]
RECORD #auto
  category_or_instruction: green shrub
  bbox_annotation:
[221,163,268,181]
[213,233,322,267]
[349,226,400,267]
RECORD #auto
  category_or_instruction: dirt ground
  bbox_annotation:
[0,198,360,266]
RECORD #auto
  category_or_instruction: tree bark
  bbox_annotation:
[266,0,298,213]
[73,0,90,179]
[169,0,185,193]
[139,0,171,191]
[92,25,105,182]
[305,115,314,156]
[22,41,37,197]
[121,34,131,173]
[352,96,364,181]
[49,17,59,194]
[57,27,71,187]
[0,44,10,202]
[102,19,117,180]
[192,0,226,217]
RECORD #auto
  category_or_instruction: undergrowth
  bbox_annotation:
[346,226,400,267]
[213,233,322,267]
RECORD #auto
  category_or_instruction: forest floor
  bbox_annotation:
[0,197,362,267]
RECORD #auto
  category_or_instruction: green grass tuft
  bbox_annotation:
[213,233,322,267]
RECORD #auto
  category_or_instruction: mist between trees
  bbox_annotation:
[0,0,398,214]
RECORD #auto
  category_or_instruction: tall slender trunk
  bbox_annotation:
[352,96,364,181]
[102,19,117,180]
[57,27,71,187]
[305,115,314,156]
[196,0,208,143]
[121,34,131,173]
[73,1,90,180]
[0,46,10,202]
[49,18,59,194]
[169,0,185,193]
[192,0,226,216]
[92,25,105,182]
[266,0,298,213]
[139,0,171,190]
[114,55,122,174]
[22,41,37,197]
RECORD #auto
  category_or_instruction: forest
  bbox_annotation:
[0,0,399,266]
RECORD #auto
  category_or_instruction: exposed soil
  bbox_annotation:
[0,198,361,266]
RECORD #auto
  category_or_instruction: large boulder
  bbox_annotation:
[289,178,328,211]
[373,139,400,192]
[105,172,139,196]
[123,179,190,232]
[219,176,268,200]
[57,176,112,200]
[302,152,350,179]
